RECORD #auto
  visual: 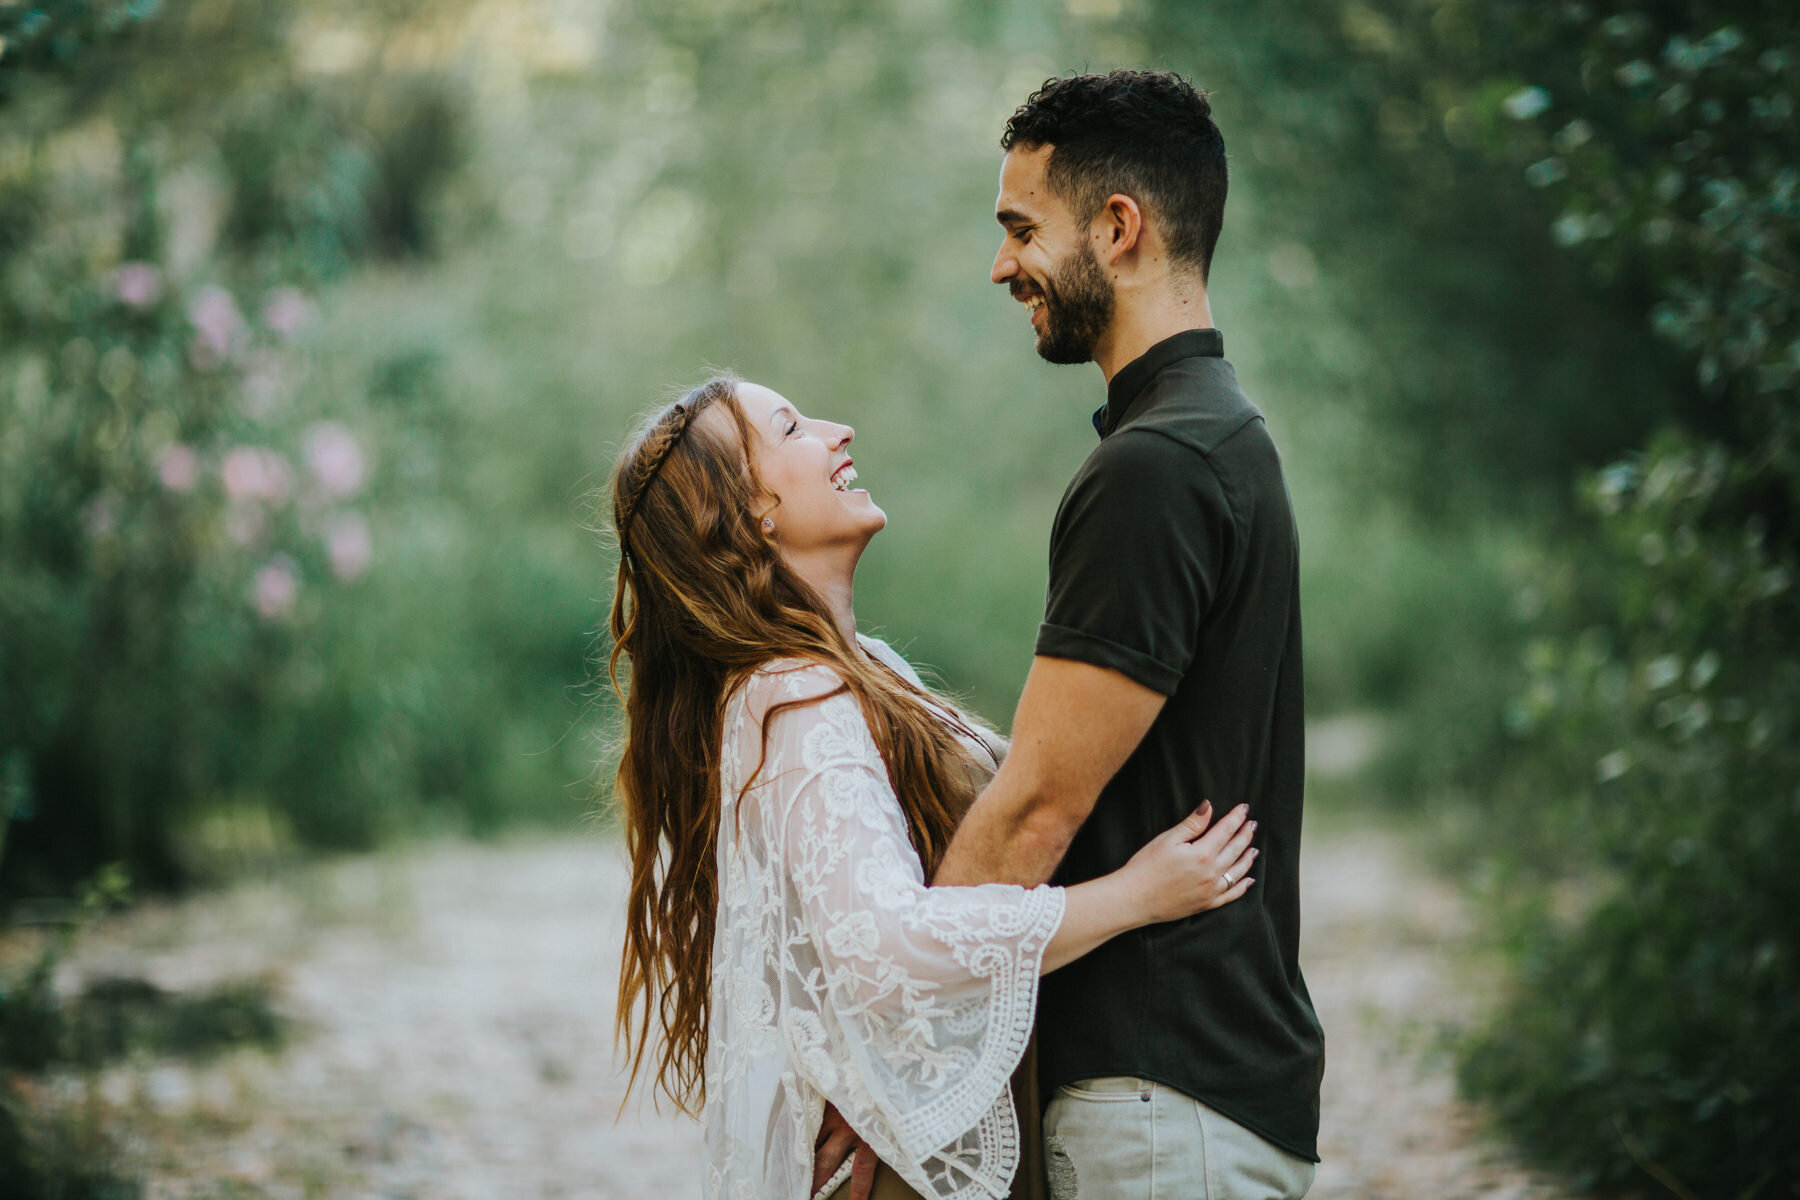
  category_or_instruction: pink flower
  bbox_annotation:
[304,422,367,499]
[324,511,372,581]
[261,287,315,338]
[187,285,247,369]
[220,446,294,505]
[158,443,199,493]
[253,557,300,619]
[111,262,164,309]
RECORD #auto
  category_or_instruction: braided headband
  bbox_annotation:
[617,400,699,540]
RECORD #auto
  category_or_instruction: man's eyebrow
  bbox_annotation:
[996,208,1033,227]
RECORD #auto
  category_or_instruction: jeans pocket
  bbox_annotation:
[1055,1076,1152,1103]
[1043,1080,1155,1200]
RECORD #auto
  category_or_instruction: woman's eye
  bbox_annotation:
[785,421,799,437]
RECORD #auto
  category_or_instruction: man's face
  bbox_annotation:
[991,146,1115,365]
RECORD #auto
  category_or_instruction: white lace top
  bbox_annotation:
[703,638,1066,1200]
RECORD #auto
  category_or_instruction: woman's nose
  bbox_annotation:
[832,423,854,449]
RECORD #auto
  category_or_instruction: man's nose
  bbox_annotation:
[990,242,1016,285]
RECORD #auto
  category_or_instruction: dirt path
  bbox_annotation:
[45,822,1570,1198]
[1299,824,1566,1199]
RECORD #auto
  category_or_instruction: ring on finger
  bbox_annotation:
[1221,869,1235,887]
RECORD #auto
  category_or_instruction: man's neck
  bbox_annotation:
[1094,287,1215,384]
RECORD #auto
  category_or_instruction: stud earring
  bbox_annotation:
[761,517,774,532]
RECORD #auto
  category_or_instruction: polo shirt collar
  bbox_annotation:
[1092,327,1225,438]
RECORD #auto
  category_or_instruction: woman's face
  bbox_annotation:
[729,381,886,560]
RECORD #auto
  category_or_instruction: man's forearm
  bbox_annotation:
[933,656,1166,887]
[933,763,1072,886]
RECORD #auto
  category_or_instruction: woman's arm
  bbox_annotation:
[1041,801,1255,973]
[745,668,1255,993]
[743,675,1064,1175]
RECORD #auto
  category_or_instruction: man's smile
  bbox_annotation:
[1011,283,1047,325]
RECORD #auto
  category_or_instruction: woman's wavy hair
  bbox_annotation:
[606,374,986,1115]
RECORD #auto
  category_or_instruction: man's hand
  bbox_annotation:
[812,1103,876,1200]
[933,655,1165,887]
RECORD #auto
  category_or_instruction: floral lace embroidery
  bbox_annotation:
[703,657,1065,1200]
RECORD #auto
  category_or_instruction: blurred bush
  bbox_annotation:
[0,0,594,897]
[1341,3,1800,1194]
[0,855,279,1194]
[0,864,141,1198]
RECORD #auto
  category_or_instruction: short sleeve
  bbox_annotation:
[1036,431,1233,695]
[734,666,1064,1198]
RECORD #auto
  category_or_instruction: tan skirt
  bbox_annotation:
[827,1036,1046,1200]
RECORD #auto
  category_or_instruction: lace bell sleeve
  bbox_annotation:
[738,666,1065,1199]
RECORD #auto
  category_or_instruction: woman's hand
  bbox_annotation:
[1039,801,1258,974]
[1119,801,1257,926]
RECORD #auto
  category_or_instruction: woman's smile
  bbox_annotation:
[726,380,887,559]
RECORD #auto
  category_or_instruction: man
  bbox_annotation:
[931,70,1324,1199]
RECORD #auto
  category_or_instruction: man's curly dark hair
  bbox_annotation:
[1001,70,1228,281]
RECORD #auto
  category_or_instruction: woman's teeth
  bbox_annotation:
[832,465,858,492]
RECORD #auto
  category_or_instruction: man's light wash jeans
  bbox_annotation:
[1042,1076,1315,1200]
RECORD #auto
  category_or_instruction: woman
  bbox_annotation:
[607,376,1257,1200]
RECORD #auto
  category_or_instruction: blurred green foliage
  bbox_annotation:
[0,864,142,1198]
[1,0,594,895]
[1334,3,1800,1194]
[0,865,129,1073]
[0,857,276,1195]
[0,0,160,87]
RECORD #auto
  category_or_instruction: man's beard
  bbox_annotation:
[1035,242,1115,365]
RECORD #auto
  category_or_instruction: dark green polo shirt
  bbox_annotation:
[1035,328,1324,1161]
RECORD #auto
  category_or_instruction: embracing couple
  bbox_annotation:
[608,71,1324,1200]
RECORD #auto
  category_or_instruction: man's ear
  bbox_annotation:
[1094,193,1144,265]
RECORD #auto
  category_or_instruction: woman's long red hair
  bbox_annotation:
[606,376,986,1115]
